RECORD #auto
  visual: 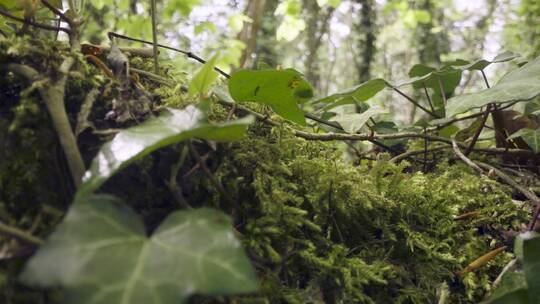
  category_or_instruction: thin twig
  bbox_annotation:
[0,8,71,33]
[452,139,484,174]
[0,221,43,246]
[40,0,72,25]
[108,32,230,78]
[150,0,159,74]
[389,146,447,163]
[392,87,440,118]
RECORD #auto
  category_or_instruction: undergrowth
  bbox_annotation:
[0,36,529,303]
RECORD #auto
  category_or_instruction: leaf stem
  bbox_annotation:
[0,221,43,246]
[150,0,159,75]
[392,87,440,118]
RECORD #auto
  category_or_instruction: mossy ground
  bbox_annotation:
[0,36,530,303]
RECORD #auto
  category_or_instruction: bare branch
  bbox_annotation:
[0,8,71,33]
[452,139,484,175]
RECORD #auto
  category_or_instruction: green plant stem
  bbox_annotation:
[481,70,491,88]
[423,83,436,113]
[392,87,440,118]
[9,62,85,188]
[438,79,447,106]
[464,70,494,156]
[0,221,43,246]
[150,0,159,74]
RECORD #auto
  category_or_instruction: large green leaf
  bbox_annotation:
[447,55,540,117]
[508,128,540,153]
[20,195,257,304]
[329,107,388,134]
[407,64,462,95]
[313,79,387,110]
[189,54,219,97]
[523,233,540,302]
[452,51,520,71]
[489,271,529,304]
[78,106,253,197]
[228,69,313,126]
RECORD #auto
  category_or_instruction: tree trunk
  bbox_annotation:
[302,0,334,90]
[354,0,376,84]
[237,0,267,69]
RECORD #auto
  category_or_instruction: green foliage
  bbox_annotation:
[78,106,253,197]
[508,128,540,153]
[489,233,540,303]
[228,69,313,126]
[210,126,527,303]
[329,107,387,133]
[313,78,387,111]
[447,55,540,116]
[21,195,257,304]
[188,54,220,97]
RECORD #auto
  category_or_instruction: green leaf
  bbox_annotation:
[522,232,540,302]
[507,128,540,153]
[228,69,313,126]
[20,195,258,304]
[452,51,520,71]
[408,64,462,95]
[189,54,220,97]
[489,271,529,304]
[447,55,540,117]
[314,79,387,111]
[78,106,253,197]
[329,107,387,133]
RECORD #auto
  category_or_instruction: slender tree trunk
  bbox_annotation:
[302,0,334,90]
[253,0,279,68]
[237,0,267,68]
[354,0,376,84]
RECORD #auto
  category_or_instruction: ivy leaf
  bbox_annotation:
[407,64,462,95]
[452,51,520,71]
[20,195,258,304]
[189,54,219,97]
[447,55,540,117]
[523,233,540,302]
[313,79,387,111]
[78,106,253,197]
[228,69,313,126]
[489,271,529,304]
[508,128,540,153]
[329,107,387,134]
